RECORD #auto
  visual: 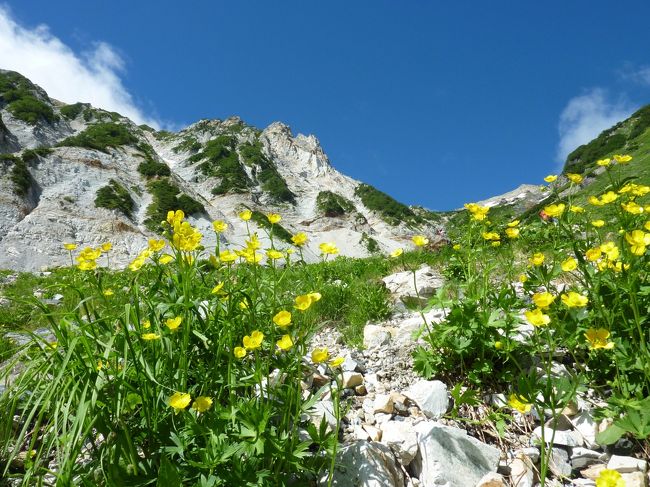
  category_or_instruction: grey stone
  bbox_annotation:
[532,425,583,447]
[411,421,500,487]
[363,324,391,349]
[319,440,404,487]
[380,419,418,466]
[403,380,449,419]
[620,472,648,487]
[570,447,602,470]
[549,447,572,478]
[607,455,648,473]
[382,265,444,303]
[509,457,535,487]
[476,472,506,487]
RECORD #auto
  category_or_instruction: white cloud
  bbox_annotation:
[619,63,650,86]
[0,6,160,127]
[556,88,632,163]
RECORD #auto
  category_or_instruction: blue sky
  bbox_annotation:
[2,1,650,210]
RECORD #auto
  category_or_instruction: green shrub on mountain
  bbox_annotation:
[95,179,134,217]
[58,123,138,152]
[317,191,355,217]
[0,71,57,125]
[355,183,420,225]
[145,178,204,231]
[239,141,294,203]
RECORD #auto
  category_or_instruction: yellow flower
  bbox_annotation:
[412,235,429,247]
[148,239,166,252]
[569,205,585,213]
[78,247,102,261]
[543,175,557,183]
[78,260,97,271]
[518,273,528,283]
[561,257,577,272]
[238,300,248,310]
[589,195,604,206]
[586,247,602,262]
[267,213,281,224]
[491,241,501,247]
[211,282,224,294]
[600,191,618,204]
[626,229,650,256]
[239,210,252,221]
[165,316,182,331]
[596,158,611,167]
[329,356,345,367]
[561,292,589,308]
[212,220,227,233]
[294,294,313,311]
[645,221,650,232]
[600,242,619,261]
[508,394,532,414]
[613,154,632,164]
[464,203,489,221]
[390,248,404,258]
[482,231,500,241]
[595,468,625,487]
[276,334,293,351]
[311,347,329,364]
[172,222,203,251]
[103,289,114,297]
[621,201,644,215]
[243,330,264,350]
[591,220,605,228]
[244,251,263,265]
[452,244,461,251]
[141,333,160,341]
[192,396,213,413]
[100,242,112,252]
[246,233,262,250]
[585,329,615,351]
[234,346,247,359]
[505,227,520,239]
[273,310,292,327]
[529,253,545,266]
[142,320,151,329]
[532,292,555,309]
[291,232,308,247]
[167,210,185,226]
[494,341,503,350]
[266,249,283,260]
[507,220,520,227]
[168,392,191,413]
[543,203,565,217]
[159,254,174,265]
[319,242,339,255]
[63,243,77,251]
[566,173,583,184]
[526,308,550,327]
[219,249,238,263]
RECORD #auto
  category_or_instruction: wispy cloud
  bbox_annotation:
[556,88,633,164]
[0,6,160,127]
[619,62,650,86]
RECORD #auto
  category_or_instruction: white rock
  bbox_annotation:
[571,410,598,448]
[607,455,648,473]
[362,424,382,442]
[476,472,506,487]
[510,457,535,487]
[411,421,500,487]
[549,447,572,478]
[621,472,648,487]
[532,426,584,447]
[403,380,449,419]
[373,394,394,414]
[570,447,603,470]
[382,265,444,303]
[308,399,337,432]
[319,440,404,487]
[363,324,391,348]
[342,372,363,389]
[380,420,418,466]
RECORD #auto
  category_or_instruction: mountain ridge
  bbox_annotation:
[0,70,441,270]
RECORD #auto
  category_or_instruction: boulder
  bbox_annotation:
[411,422,500,487]
[403,380,449,419]
[382,265,444,305]
[380,419,418,466]
[319,440,404,487]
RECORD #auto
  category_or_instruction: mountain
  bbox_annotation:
[0,70,441,271]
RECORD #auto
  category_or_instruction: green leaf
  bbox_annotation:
[157,455,182,486]
[595,423,626,445]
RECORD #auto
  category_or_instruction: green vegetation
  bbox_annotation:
[144,178,204,231]
[94,179,135,217]
[153,130,176,141]
[9,157,32,197]
[239,141,294,203]
[565,104,650,174]
[360,232,380,254]
[58,123,138,152]
[355,183,421,225]
[172,136,201,154]
[59,102,86,120]
[249,209,294,244]
[21,147,52,164]
[135,143,171,178]
[0,71,57,125]
[190,135,252,195]
[316,191,355,217]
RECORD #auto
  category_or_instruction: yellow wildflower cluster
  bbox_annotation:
[464,202,489,221]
